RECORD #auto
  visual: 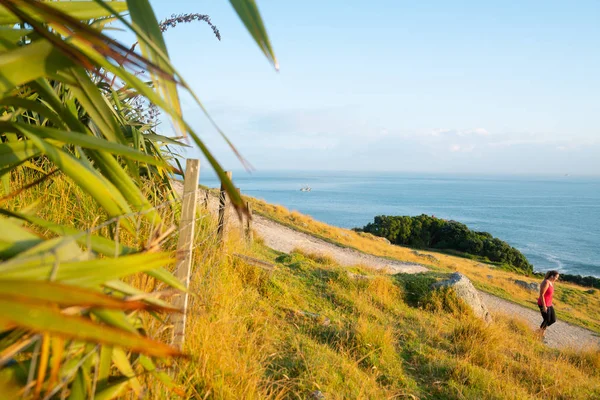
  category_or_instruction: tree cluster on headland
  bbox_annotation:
[357,214,600,288]
[357,214,534,274]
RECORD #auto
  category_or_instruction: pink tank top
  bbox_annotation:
[537,282,554,307]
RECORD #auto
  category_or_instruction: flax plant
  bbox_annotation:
[0,0,277,398]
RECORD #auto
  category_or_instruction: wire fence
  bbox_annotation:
[4,159,435,398]
[4,160,445,399]
[6,187,217,264]
[5,166,254,350]
[1,171,247,398]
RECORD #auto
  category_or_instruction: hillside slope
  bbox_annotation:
[8,177,599,399]
[174,182,599,351]
[174,239,600,399]
[252,212,600,350]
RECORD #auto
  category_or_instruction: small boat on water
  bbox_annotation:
[300,185,311,192]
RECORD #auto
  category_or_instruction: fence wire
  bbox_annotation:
[2,183,249,327]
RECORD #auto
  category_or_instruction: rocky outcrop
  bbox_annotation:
[433,272,492,323]
[357,231,391,245]
[514,280,540,292]
[411,250,439,264]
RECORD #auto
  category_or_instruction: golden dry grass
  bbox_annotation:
[7,176,600,399]
[247,197,600,333]
[161,246,600,399]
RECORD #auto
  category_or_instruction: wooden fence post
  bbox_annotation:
[171,159,200,350]
[203,191,209,209]
[217,171,232,245]
[245,201,253,245]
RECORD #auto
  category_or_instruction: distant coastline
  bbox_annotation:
[201,171,600,277]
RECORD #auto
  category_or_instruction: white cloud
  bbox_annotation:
[449,144,475,153]
[261,135,339,150]
[429,128,490,137]
[465,128,490,136]
[180,102,600,173]
[557,145,575,151]
[487,139,547,148]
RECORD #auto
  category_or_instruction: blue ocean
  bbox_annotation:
[201,171,600,277]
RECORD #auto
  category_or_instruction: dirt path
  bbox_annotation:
[174,182,599,350]
[480,293,599,350]
[253,217,428,274]
[254,214,599,350]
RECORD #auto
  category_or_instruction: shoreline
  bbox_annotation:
[197,172,600,278]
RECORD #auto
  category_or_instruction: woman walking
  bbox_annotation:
[538,270,560,337]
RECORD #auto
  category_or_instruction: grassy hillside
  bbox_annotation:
[9,176,600,399]
[247,197,600,333]
[180,245,600,399]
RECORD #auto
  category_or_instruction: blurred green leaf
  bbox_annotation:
[0,141,42,173]
[91,309,138,334]
[112,347,142,395]
[229,0,278,69]
[139,354,184,394]
[3,122,166,166]
[67,368,86,400]
[0,40,73,97]
[0,217,42,260]
[97,345,113,386]
[104,280,175,308]
[95,380,129,400]
[0,280,178,312]
[0,210,135,257]
[125,0,183,133]
[20,132,135,229]
[0,96,67,129]
[0,252,174,288]
[0,298,182,358]
[0,28,31,51]
[68,67,126,144]
[0,1,128,25]
[143,133,189,147]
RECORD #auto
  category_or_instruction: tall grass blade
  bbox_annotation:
[0,252,174,287]
[0,298,182,357]
[94,380,128,400]
[3,123,165,166]
[229,0,278,69]
[0,217,42,259]
[0,280,178,312]
[126,0,183,134]
[0,1,128,25]
[0,40,73,96]
[20,132,135,229]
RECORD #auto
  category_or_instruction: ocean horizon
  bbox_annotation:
[200,170,600,278]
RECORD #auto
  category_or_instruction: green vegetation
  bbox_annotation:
[249,198,600,334]
[180,246,600,399]
[0,0,276,397]
[2,1,599,398]
[534,271,600,289]
[9,176,600,398]
[358,214,533,274]
[357,215,600,288]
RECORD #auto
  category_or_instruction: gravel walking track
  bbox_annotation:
[252,215,599,350]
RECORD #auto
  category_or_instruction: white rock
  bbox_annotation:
[433,272,492,323]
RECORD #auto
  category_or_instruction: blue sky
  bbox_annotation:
[145,0,600,175]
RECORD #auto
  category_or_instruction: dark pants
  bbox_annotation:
[539,305,556,329]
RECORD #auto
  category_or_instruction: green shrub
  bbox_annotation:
[359,215,533,274]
